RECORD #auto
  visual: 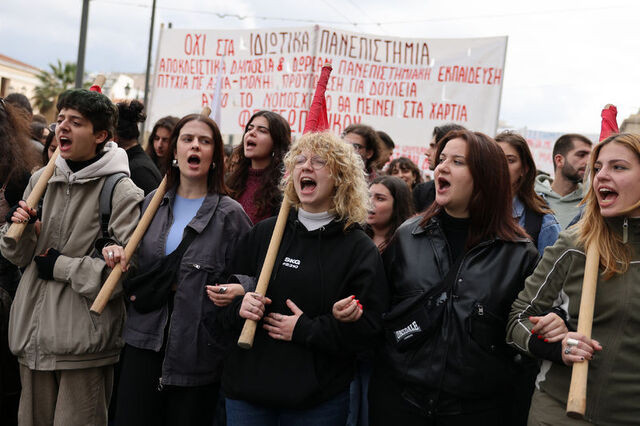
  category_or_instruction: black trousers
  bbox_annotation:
[114,344,219,426]
[368,368,510,426]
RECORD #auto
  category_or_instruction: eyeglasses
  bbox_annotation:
[294,155,327,170]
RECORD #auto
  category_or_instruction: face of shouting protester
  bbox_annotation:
[174,120,214,184]
[56,108,107,161]
[153,126,172,159]
[367,183,394,229]
[498,142,525,193]
[434,138,474,218]
[593,142,640,218]
[243,115,274,169]
[293,151,334,213]
[558,140,592,184]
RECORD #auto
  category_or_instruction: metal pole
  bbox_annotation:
[75,0,90,88]
[143,0,157,110]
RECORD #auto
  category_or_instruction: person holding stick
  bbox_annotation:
[219,131,388,425]
[109,113,251,426]
[507,132,640,425]
[226,110,291,225]
[369,130,540,425]
[0,88,144,426]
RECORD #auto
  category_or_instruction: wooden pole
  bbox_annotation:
[237,198,291,349]
[566,240,600,418]
[6,148,60,241]
[90,177,167,313]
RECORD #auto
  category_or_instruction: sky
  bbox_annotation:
[2,0,639,135]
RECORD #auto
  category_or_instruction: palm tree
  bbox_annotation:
[32,60,87,116]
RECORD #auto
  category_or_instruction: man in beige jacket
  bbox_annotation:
[1,89,143,426]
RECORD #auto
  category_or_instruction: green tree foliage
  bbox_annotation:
[32,60,88,115]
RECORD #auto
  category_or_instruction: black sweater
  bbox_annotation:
[126,145,162,195]
[221,211,389,408]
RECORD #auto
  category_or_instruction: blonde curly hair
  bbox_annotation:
[282,132,370,229]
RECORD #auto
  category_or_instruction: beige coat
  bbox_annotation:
[1,143,144,370]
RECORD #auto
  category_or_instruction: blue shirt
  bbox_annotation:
[165,195,205,255]
[512,196,561,255]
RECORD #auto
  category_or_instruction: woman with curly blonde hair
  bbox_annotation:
[220,131,388,426]
[508,133,640,425]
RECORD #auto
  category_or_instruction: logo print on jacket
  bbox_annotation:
[282,257,301,269]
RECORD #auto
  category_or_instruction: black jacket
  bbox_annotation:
[126,145,162,195]
[412,180,435,213]
[222,210,388,408]
[379,214,539,407]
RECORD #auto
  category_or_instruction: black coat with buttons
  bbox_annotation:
[377,213,539,407]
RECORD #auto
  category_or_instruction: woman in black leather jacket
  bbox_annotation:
[369,130,540,425]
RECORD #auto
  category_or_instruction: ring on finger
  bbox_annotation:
[564,347,572,355]
[108,251,114,259]
[567,338,579,346]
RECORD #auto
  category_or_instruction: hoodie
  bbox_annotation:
[534,174,584,229]
[0,142,144,370]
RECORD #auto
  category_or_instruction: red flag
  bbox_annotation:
[303,63,332,134]
[599,104,618,141]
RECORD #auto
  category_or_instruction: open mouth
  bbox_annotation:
[245,140,257,149]
[59,136,72,151]
[187,155,201,166]
[598,187,618,205]
[437,177,451,192]
[300,177,317,194]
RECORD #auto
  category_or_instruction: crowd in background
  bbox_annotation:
[1,89,637,426]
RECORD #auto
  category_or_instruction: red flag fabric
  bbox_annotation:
[600,104,618,141]
[303,63,332,134]
[89,85,102,93]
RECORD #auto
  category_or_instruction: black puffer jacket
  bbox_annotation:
[378,214,539,407]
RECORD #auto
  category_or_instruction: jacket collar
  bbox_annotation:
[50,141,131,184]
[162,186,221,234]
[512,196,525,219]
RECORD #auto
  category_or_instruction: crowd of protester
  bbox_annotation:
[1,88,637,426]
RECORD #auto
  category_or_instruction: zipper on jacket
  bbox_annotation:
[623,218,629,243]
[159,304,172,390]
[477,305,484,316]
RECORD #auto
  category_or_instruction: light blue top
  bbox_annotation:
[513,196,561,255]
[165,194,205,255]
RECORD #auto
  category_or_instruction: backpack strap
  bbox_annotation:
[523,205,544,247]
[99,173,128,238]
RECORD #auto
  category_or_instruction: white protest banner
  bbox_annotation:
[147,25,507,166]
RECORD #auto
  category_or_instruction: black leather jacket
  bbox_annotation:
[379,214,539,407]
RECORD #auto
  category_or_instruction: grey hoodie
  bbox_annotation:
[534,174,583,229]
[1,142,144,370]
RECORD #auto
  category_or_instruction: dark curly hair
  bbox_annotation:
[0,99,38,181]
[387,157,423,189]
[226,110,291,218]
[116,100,146,141]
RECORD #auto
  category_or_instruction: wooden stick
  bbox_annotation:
[201,106,211,117]
[566,240,600,419]
[90,177,168,314]
[237,198,291,349]
[6,149,60,241]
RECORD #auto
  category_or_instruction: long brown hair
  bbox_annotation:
[420,130,527,248]
[166,114,228,195]
[0,99,38,181]
[495,131,552,215]
[577,133,640,279]
[226,110,291,217]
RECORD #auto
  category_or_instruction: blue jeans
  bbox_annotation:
[226,391,349,426]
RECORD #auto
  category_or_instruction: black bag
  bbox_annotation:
[383,256,463,352]
[123,228,197,313]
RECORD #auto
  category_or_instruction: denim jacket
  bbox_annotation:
[512,196,561,255]
[122,187,251,387]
